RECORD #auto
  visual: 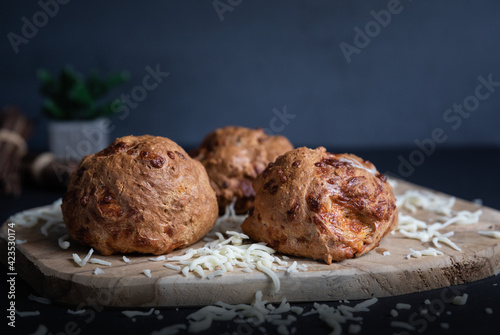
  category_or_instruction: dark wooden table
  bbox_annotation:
[2,147,499,335]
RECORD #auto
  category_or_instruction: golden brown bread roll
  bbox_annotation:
[61,135,218,255]
[191,126,293,214]
[241,147,398,264]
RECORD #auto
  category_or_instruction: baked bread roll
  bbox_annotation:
[191,126,293,214]
[241,147,398,264]
[61,135,218,255]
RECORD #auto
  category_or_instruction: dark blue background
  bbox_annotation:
[1,0,499,151]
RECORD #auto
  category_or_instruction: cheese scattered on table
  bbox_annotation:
[15,309,41,317]
[143,269,152,278]
[452,293,468,305]
[67,309,86,315]
[122,308,155,318]
[28,294,51,305]
[395,303,411,310]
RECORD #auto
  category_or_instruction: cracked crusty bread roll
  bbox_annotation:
[61,135,218,255]
[241,146,398,264]
[191,126,293,215]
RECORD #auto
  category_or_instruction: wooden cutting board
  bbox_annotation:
[1,179,499,308]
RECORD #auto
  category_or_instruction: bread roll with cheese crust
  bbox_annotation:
[241,147,398,264]
[191,126,293,214]
[61,135,218,255]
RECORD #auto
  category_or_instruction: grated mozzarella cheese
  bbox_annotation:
[164,263,181,271]
[395,303,411,310]
[287,261,298,273]
[149,256,166,262]
[352,297,378,312]
[339,157,377,175]
[396,190,455,216]
[67,309,86,315]
[406,247,444,259]
[383,251,391,256]
[387,178,398,189]
[290,306,304,315]
[257,260,280,293]
[15,309,41,317]
[94,268,104,275]
[441,322,450,329]
[165,230,300,293]
[28,294,51,305]
[122,256,131,263]
[90,258,112,266]
[9,198,63,229]
[478,230,500,239]
[72,248,94,267]
[389,309,398,317]
[58,234,70,249]
[122,308,155,318]
[143,269,152,278]
[452,293,468,305]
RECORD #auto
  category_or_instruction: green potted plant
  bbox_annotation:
[37,66,128,161]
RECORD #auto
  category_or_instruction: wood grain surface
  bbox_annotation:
[1,179,499,308]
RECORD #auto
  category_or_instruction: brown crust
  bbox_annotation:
[61,135,218,255]
[241,147,398,264]
[191,126,293,214]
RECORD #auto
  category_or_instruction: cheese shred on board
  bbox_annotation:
[72,248,94,267]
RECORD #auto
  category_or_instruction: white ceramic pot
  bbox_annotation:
[48,118,111,162]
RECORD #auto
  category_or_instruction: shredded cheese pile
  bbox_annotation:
[148,292,379,335]
[395,190,483,253]
[185,291,300,333]
[9,198,64,236]
[396,190,456,216]
[166,231,305,293]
